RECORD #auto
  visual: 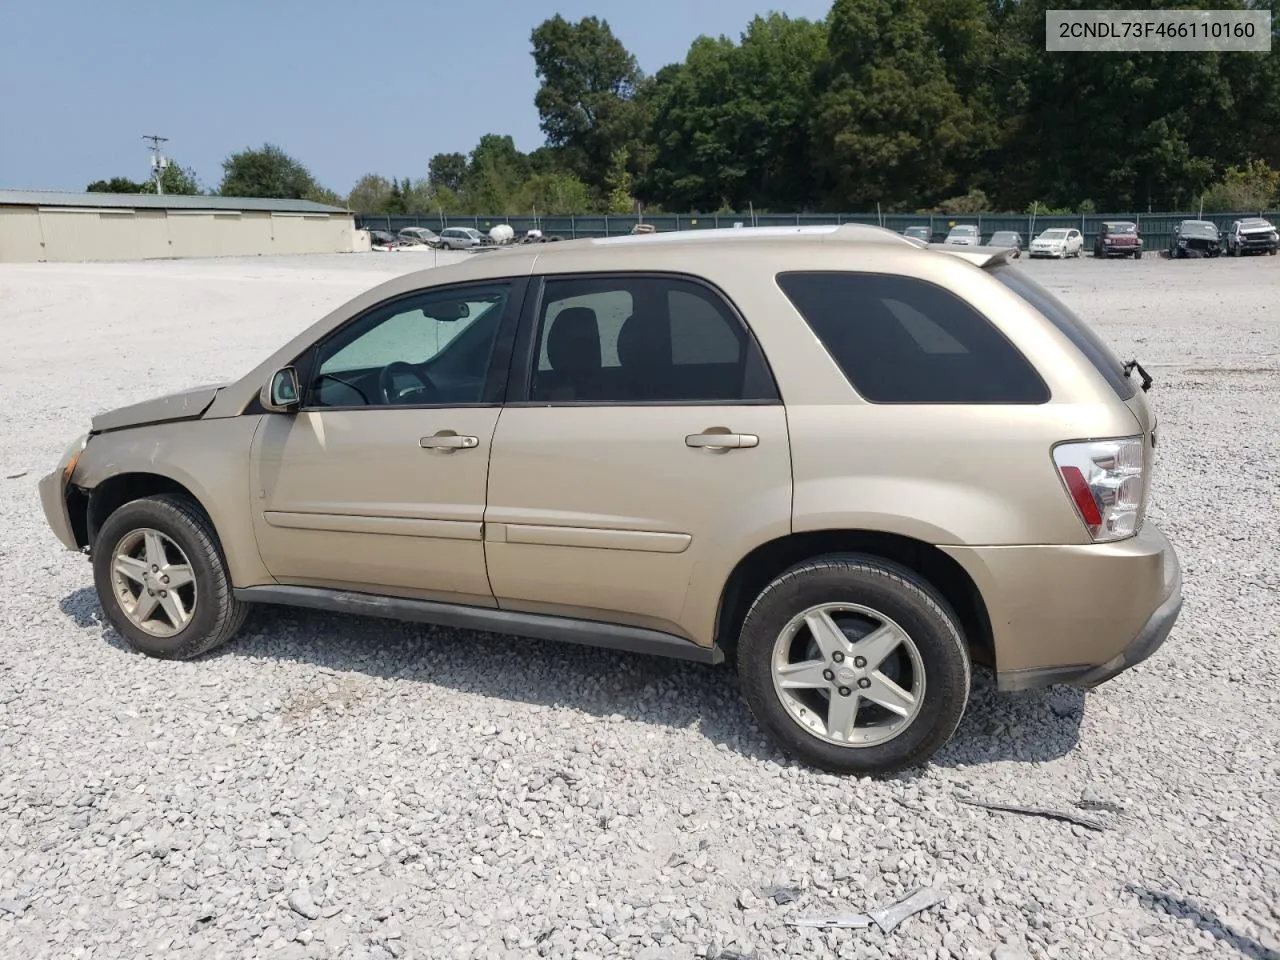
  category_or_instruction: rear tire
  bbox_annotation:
[92,494,246,660]
[736,555,971,775]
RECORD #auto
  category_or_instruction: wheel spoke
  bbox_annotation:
[113,554,149,585]
[824,691,860,742]
[804,610,850,660]
[863,672,916,718]
[776,659,830,690]
[162,564,195,589]
[132,589,159,623]
[143,531,167,571]
[157,590,191,630]
[849,624,903,672]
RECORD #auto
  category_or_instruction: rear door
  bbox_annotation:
[482,272,793,640]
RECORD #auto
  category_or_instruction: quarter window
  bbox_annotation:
[776,272,1049,404]
[528,275,776,403]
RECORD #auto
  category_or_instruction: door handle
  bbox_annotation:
[420,433,479,450]
[685,432,759,450]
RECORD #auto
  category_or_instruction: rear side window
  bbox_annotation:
[775,272,1049,404]
[987,263,1135,399]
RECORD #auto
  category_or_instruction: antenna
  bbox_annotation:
[142,134,169,195]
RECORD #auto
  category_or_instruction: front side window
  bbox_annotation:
[309,283,510,407]
[776,271,1049,404]
[527,275,776,403]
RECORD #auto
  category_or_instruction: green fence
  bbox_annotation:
[356,210,1280,252]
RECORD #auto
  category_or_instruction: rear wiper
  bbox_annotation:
[1123,359,1153,392]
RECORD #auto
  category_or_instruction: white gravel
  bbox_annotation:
[1,251,1277,960]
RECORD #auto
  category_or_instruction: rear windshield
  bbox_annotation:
[987,263,1135,400]
[776,271,1049,404]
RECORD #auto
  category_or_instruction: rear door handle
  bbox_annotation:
[685,432,759,450]
[420,433,479,450]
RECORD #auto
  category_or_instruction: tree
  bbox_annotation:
[428,153,467,193]
[219,143,318,199]
[531,15,646,192]
[604,148,634,213]
[87,159,201,196]
[348,174,393,213]
[1201,160,1280,212]
[87,176,148,193]
[463,134,530,212]
[645,14,828,211]
[810,0,976,210]
[517,171,593,214]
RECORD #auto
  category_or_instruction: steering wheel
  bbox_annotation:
[378,361,438,405]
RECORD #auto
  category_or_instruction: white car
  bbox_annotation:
[437,227,487,250]
[1029,228,1083,259]
[944,224,979,245]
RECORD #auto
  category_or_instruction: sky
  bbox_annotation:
[0,0,832,196]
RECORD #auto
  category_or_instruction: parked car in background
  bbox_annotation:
[37,224,1179,775]
[1094,221,1143,259]
[368,230,401,251]
[398,227,441,248]
[631,223,657,235]
[944,224,979,245]
[437,227,487,250]
[1224,217,1278,256]
[1169,220,1221,259]
[987,231,1024,257]
[1029,228,1084,259]
[903,225,932,243]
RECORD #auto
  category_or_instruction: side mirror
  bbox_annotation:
[261,366,301,414]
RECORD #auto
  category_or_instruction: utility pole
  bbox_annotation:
[142,134,169,195]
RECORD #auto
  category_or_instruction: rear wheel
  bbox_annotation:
[92,494,246,660]
[736,555,971,775]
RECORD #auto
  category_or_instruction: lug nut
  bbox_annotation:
[858,678,871,689]
[147,589,154,596]
[832,651,845,663]
[822,669,834,681]
[853,656,867,668]
[159,590,167,598]
[161,575,170,584]
[838,686,852,697]
[151,565,159,573]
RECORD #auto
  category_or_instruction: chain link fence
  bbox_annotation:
[355,210,1280,252]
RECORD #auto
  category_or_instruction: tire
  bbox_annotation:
[736,554,971,775]
[92,494,246,660]
[1094,244,1103,258]
[1134,250,1142,259]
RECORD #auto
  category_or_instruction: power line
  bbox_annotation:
[142,134,169,195]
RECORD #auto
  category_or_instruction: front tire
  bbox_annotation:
[736,555,971,775]
[92,494,246,660]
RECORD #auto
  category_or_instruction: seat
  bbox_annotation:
[537,307,604,402]
[616,311,672,400]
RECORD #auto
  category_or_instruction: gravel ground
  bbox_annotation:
[0,251,1277,960]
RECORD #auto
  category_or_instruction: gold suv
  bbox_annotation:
[39,225,1181,773]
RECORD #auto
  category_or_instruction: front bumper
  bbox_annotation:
[1238,237,1278,252]
[1029,247,1065,258]
[38,434,87,552]
[941,522,1182,692]
[1100,243,1141,256]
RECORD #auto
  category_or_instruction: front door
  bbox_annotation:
[250,279,522,605]
[483,273,794,642]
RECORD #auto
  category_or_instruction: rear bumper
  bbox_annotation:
[941,523,1182,692]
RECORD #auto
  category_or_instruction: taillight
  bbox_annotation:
[1052,437,1145,541]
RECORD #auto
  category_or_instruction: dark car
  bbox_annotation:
[1168,220,1221,259]
[987,231,1024,257]
[1094,221,1143,259]
[1225,218,1278,256]
[903,225,932,243]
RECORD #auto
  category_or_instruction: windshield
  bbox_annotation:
[1241,219,1272,230]
[949,226,976,235]
[987,263,1136,400]
[1040,230,1068,240]
[1181,222,1218,238]
[1106,223,1136,234]
[991,233,1017,242]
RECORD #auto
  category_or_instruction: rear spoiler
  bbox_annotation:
[929,244,1019,268]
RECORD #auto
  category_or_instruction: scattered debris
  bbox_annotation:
[764,884,802,905]
[787,886,947,935]
[958,796,1107,832]
[4,471,27,480]
[666,852,688,869]
[1077,787,1126,814]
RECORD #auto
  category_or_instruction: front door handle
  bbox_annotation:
[420,433,479,450]
[685,432,759,450]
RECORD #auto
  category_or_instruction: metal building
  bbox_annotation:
[0,190,358,262]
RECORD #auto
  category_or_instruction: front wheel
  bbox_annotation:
[92,494,246,660]
[736,555,971,775]
[1134,250,1142,259]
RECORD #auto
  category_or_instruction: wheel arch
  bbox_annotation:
[714,529,995,671]
[82,472,212,550]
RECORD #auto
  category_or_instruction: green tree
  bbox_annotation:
[517,171,593,214]
[1201,159,1280,212]
[141,160,201,196]
[347,174,393,213]
[87,176,148,193]
[219,143,318,199]
[531,15,646,193]
[428,152,467,192]
[604,147,634,213]
[463,134,530,212]
[810,0,975,210]
[302,184,345,208]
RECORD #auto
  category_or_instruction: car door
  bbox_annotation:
[483,272,793,640]
[1067,229,1082,254]
[250,279,525,605]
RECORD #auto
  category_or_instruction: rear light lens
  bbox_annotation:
[1053,437,1145,541]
